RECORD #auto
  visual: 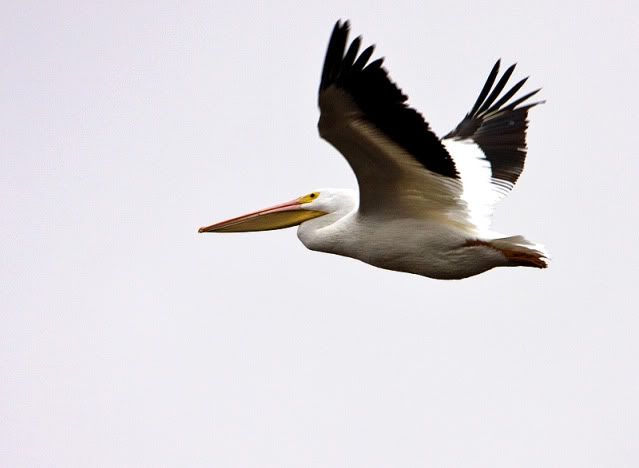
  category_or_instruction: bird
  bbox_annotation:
[199,20,548,280]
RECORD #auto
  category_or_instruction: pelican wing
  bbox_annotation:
[444,60,543,189]
[317,21,542,234]
[318,21,465,220]
[442,60,544,231]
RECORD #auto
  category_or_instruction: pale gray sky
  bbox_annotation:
[2,1,637,467]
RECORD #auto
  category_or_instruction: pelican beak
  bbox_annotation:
[198,198,327,233]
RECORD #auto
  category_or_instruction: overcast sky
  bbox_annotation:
[2,1,637,467]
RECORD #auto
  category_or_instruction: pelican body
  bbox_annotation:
[199,21,548,280]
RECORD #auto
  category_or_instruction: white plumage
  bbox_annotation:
[199,20,548,279]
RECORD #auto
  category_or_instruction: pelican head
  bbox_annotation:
[198,189,355,233]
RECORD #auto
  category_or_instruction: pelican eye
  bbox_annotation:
[299,192,320,204]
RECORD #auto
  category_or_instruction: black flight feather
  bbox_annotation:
[319,20,459,180]
[444,60,544,186]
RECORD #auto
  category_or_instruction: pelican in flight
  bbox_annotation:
[199,20,548,280]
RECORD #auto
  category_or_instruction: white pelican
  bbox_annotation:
[199,20,548,280]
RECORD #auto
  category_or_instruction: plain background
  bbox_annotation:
[2,1,637,467]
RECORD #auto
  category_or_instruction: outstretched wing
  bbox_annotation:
[317,20,465,220]
[317,21,542,235]
[442,60,544,232]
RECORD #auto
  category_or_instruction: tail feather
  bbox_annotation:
[490,235,549,269]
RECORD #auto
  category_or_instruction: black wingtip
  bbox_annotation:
[468,60,501,117]
[461,61,543,124]
[335,19,350,32]
[321,20,352,91]
[445,59,545,186]
[477,62,517,114]
[318,19,460,180]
